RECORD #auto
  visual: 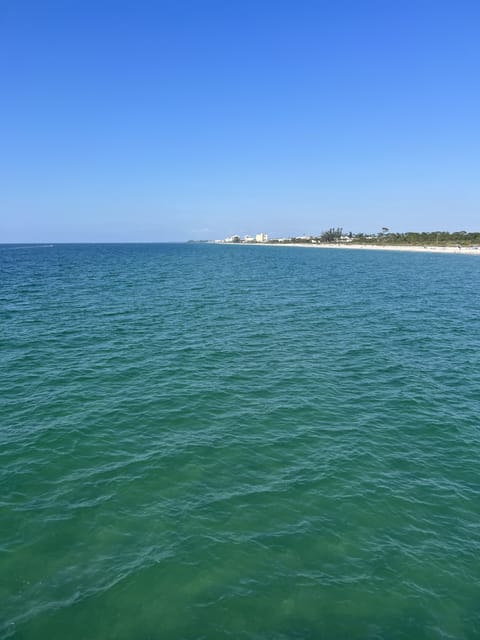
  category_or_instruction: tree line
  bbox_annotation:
[351,230,480,246]
[271,228,480,246]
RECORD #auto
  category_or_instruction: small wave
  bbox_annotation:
[0,244,54,250]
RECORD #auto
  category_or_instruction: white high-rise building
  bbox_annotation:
[255,233,268,243]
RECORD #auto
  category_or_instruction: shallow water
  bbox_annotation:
[1,243,479,639]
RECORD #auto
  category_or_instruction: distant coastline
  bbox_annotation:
[203,229,480,255]
[221,242,480,256]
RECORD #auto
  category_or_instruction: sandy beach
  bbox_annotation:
[257,243,480,255]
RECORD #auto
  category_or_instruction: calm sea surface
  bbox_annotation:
[1,243,479,639]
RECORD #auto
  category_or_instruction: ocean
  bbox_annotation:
[1,243,479,639]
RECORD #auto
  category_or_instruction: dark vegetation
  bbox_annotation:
[271,228,480,246]
[352,230,480,246]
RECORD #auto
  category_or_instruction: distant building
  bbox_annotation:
[244,235,255,243]
[225,235,241,243]
[255,233,268,243]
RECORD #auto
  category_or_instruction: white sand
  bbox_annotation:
[257,243,480,255]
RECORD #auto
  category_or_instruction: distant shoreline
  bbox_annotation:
[220,242,480,256]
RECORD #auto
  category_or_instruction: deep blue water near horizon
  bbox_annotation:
[1,243,479,639]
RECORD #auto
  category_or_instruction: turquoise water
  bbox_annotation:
[1,243,479,639]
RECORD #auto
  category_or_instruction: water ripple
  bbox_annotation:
[1,244,480,639]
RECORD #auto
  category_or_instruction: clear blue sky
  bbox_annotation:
[1,0,479,242]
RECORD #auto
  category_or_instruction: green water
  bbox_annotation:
[1,243,479,639]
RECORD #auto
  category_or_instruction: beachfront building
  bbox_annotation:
[255,233,268,243]
[244,235,255,243]
[224,235,241,243]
